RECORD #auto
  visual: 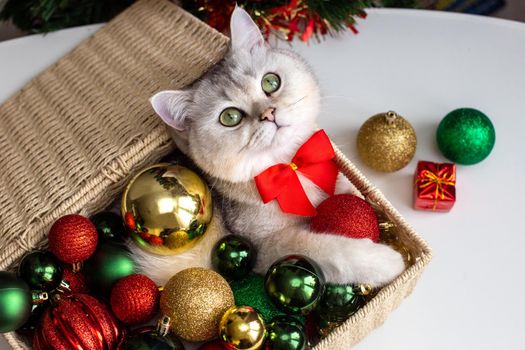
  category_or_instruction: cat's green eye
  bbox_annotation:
[262,73,281,94]
[219,107,243,127]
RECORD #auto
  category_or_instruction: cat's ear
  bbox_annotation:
[150,90,190,131]
[230,6,264,52]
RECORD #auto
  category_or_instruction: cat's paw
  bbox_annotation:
[322,238,405,287]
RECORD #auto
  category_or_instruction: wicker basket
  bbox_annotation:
[0,0,431,348]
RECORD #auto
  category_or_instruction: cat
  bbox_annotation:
[130,6,405,287]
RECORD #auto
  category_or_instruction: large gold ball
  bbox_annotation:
[219,306,266,350]
[160,268,234,342]
[356,111,417,172]
[121,163,212,255]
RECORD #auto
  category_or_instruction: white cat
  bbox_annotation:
[130,6,404,287]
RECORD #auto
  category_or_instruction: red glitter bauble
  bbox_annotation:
[33,293,123,350]
[110,274,160,325]
[48,214,98,264]
[311,194,380,242]
[198,340,227,349]
[61,267,89,293]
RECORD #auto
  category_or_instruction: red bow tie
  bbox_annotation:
[254,130,339,216]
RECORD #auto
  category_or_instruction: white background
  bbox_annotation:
[1,8,525,350]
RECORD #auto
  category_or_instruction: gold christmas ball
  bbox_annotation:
[160,267,234,342]
[121,163,212,255]
[219,305,266,350]
[356,111,417,172]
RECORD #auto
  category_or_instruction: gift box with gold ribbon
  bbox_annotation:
[414,161,456,212]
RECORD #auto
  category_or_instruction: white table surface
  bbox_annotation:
[1,8,525,350]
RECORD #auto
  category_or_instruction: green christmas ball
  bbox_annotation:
[90,211,128,243]
[266,315,306,350]
[436,108,496,165]
[265,255,325,315]
[120,327,185,350]
[212,235,256,281]
[0,272,32,333]
[84,242,136,291]
[230,274,284,323]
[18,251,63,292]
[316,284,365,322]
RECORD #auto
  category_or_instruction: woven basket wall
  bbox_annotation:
[0,0,431,349]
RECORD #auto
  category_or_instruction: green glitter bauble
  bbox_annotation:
[436,108,496,165]
[84,242,136,292]
[230,274,284,323]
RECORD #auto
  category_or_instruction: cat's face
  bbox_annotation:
[151,7,320,183]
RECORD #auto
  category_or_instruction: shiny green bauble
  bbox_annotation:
[84,242,136,291]
[90,211,127,243]
[120,327,185,350]
[0,272,32,333]
[264,255,325,315]
[437,108,496,165]
[212,235,256,280]
[266,315,306,350]
[18,251,63,292]
[316,284,365,322]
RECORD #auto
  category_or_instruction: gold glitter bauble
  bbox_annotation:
[356,111,417,172]
[160,267,234,342]
[121,163,212,255]
[219,306,266,350]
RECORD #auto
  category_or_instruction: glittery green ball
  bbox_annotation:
[436,108,496,165]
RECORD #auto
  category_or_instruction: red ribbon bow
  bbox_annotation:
[254,130,338,216]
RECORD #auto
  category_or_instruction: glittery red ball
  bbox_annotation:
[311,194,380,242]
[61,267,89,293]
[110,274,160,325]
[33,294,123,350]
[48,214,98,264]
[198,340,227,350]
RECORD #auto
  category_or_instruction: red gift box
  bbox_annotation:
[414,161,456,212]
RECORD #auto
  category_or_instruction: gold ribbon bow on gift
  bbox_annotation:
[417,168,456,210]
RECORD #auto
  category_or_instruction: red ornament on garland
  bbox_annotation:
[198,340,227,349]
[311,194,380,242]
[110,274,160,325]
[48,215,98,269]
[33,293,123,350]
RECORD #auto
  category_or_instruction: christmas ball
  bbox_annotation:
[84,242,136,291]
[48,214,98,266]
[356,111,417,172]
[230,275,284,323]
[121,163,213,256]
[266,315,306,350]
[437,108,496,165]
[120,327,185,350]
[219,305,266,350]
[315,284,365,322]
[18,251,63,291]
[61,267,89,293]
[110,274,160,325]
[311,194,380,242]
[0,272,31,333]
[199,340,226,349]
[33,293,123,350]
[212,235,256,280]
[160,267,234,342]
[90,211,127,243]
[265,255,325,315]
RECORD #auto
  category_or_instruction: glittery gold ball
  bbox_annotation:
[160,268,234,342]
[356,111,417,172]
[219,306,266,350]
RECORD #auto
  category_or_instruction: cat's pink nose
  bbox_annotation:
[260,107,276,122]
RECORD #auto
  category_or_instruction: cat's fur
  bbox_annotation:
[131,7,405,287]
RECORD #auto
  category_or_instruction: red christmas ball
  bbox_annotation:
[311,194,380,242]
[61,267,89,293]
[33,293,123,350]
[198,340,227,349]
[48,214,98,264]
[110,274,160,325]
